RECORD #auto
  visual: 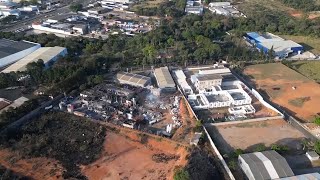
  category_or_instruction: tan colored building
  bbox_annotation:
[116,72,151,87]
[154,66,176,91]
[192,74,222,91]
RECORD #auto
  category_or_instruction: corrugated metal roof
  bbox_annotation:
[154,66,175,89]
[2,46,66,73]
[240,150,294,180]
[117,72,150,87]
[0,39,39,59]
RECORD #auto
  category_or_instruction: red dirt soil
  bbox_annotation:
[0,149,63,180]
[244,65,320,122]
[81,132,188,180]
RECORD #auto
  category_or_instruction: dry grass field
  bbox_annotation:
[205,119,306,154]
[244,63,320,122]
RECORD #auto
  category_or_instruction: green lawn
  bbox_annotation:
[286,61,320,82]
[281,35,320,54]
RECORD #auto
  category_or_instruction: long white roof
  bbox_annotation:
[154,66,175,88]
[2,46,66,73]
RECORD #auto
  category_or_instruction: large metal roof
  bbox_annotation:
[2,46,66,73]
[154,66,175,89]
[0,39,39,59]
[240,150,294,180]
[196,74,223,82]
[116,72,150,87]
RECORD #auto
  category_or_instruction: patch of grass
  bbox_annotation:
[280,35,320,54]
[235,123,254,128]
[288,97,311,107]
[288,61,320,82]
[245,63,309,82]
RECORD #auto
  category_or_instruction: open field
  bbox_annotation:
[286,61,320,82]
[280,35,320,55]
[0,130,188,180]
[82,131,188,180]
[237,0,320,19]
[205,119,306,154]
[244,63,320,122]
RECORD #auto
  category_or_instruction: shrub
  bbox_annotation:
[314,117,320,126]
[174,167,190,180]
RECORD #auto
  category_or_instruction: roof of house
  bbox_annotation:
[239,150,294,180]
[2,46,66,73]
[116,72,150,86]
[0,39,39,59]
[154,66,175,88]
[196,74,223,81]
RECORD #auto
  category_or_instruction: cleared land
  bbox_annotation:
[82,131,188,180]
[205,119,306,154]
[280,35,320,54]
[244,63,320,122]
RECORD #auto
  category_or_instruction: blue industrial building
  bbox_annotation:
[245,32,304,58]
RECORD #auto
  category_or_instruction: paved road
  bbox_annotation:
[0,6,71,32]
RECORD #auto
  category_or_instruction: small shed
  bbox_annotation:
[306,151,319,161]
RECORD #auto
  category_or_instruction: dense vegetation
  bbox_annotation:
[0,99,39,130]
[184,148,221,180]
[0,112,106,179]
[0,165,31,180]
[233,4,320,37]
[280,0,320,11]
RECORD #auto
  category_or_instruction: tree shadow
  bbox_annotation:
[0,164,33,180]
[299,43,314,52]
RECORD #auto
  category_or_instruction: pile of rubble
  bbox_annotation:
[152,153,180,163]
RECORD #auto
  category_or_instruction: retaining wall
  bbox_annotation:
[211,115,284,126]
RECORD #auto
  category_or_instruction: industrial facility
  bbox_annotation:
[154,66,176,92]
[0,39,41,68]
[208,2,245,17]
[116,72,151,87]
[2,46,67,73]
[245,32,304,58]
[239,150,320,180]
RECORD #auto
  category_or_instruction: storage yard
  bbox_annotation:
[244,63,320,122]
[205,119,307,154]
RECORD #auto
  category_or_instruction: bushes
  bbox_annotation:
[0,112,106,179]
[174,167,190,180]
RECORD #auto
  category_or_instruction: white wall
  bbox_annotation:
[32,24,71,35]
[0,44,40,68]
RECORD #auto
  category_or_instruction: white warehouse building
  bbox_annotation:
[2,46,67,73]
[0,39,40,68]
[154,66,176,92]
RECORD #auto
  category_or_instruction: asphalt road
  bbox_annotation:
[0,6,71,32]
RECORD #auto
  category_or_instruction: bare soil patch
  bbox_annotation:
[206,119,306,154]
[244,63,320,122]
[81,131,188,180]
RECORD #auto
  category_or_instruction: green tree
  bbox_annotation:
[314,117,320,125]
[174,168,190,180]
[255,144,267,152]
[315,141,320,154]
[69,3,83,12]
[228,160,237,170]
